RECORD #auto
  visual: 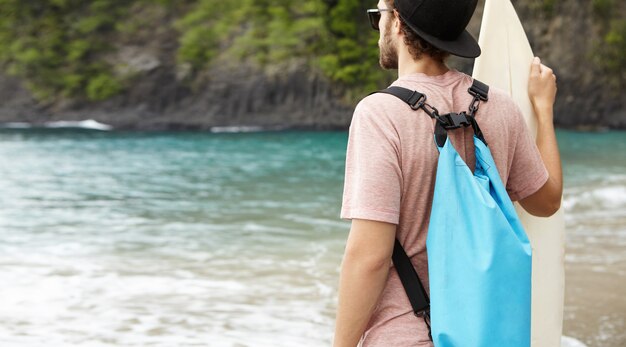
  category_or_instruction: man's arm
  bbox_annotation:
[333,219,396,347]
[519,57,563,217]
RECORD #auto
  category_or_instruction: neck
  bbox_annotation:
[397,44,449,77]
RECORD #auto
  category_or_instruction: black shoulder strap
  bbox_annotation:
[468,79,489,101]
[376,87,426,110]
[392,239,431,339]
[375,79,489,113]
[375,79,490,147]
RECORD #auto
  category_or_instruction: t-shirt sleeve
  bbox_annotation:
[340,99,402,224]
[506,105,549,201]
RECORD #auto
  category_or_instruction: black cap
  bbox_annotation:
[393,0,481,58]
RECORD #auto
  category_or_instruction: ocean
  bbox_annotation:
[0,129,624,347]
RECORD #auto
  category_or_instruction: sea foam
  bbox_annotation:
[562,336,589,347]
[44,119,113,131]
[0,119,113,131]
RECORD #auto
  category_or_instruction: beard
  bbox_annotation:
[379,21,398,69]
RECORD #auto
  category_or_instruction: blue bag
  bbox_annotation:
[427,134,532,347]
[377,80,532,346]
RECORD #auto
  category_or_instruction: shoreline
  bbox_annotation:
[0,119,620,133]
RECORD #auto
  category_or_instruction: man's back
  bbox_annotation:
[340,69,548,346]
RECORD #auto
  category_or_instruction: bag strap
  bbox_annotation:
[371,79,490,341]
[392,239,432,340]
[376,79,490,147]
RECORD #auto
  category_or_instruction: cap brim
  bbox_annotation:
[402,18,481,58]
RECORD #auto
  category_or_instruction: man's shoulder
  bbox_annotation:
[353,90,412,121]
[482,85,519,108]
[356,77,520,113]
[357,90,409,109]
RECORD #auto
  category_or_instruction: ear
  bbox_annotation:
[392,10,402,35]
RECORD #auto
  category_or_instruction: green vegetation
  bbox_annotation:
[175,0,330,69]
[319,0,390,97]
[592,18,626,87]
[592,0,614,18]
[541,0,557,14]
[0,0,388,103]
[0,0,622,103]
[528,0,557,15]
[175,0,389,97]
[0,0,131,101]
[590,0,625,88]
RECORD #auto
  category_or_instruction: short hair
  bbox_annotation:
[384,0,450,62]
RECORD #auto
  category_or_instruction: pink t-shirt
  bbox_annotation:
[340,69,548,347]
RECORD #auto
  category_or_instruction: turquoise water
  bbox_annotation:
[0,129,624,347]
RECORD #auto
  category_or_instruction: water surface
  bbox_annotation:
[0,129,624,346]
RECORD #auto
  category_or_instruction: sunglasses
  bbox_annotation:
[367,8,392,31]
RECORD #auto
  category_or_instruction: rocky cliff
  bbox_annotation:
[0,0,624,130]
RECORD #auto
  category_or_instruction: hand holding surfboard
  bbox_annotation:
[529,57,558,116]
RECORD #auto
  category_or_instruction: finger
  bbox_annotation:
[530,57,541,76]
[541,64,552,76]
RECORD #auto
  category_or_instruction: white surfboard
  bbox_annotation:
[472,1,566,347]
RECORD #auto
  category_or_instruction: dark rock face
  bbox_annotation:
[0,0,624,130]
[0,65,354,131]
[0,74,49,123]
[511,0,626,129]
[168,67,352,131]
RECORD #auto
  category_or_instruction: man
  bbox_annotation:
[333,0,562,346]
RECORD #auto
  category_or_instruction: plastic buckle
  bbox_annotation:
[468,81,489,101]
[408,91,426,110]
[468,89,488,101]
[440,112,472,129]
